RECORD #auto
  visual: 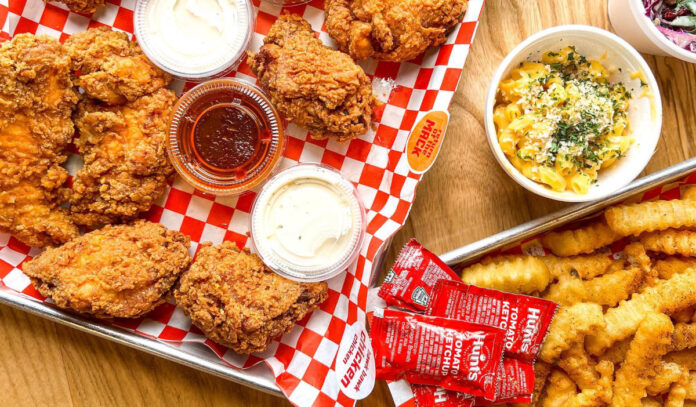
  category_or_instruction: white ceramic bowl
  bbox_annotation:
[485,25,663,202]
[608,0,696,63]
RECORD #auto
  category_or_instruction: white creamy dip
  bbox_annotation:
[136,0,251,77]
[251,165,365,281]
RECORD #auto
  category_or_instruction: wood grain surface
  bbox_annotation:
[2,0,696,406]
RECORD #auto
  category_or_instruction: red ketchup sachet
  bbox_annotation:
[425,279,557,404]
[378,239,460,312]
[371,308,506,401]
[426,280,557,362]
[411,385,474,407]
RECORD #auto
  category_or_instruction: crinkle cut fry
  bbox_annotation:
[611,312,674,407]
[558,343,599,391]
[671,322,696,351]
[540,220,623,257]
[543,266,644,306]
[558,344,614,404]
[585,268,696,355]
[641,230,696,257]
[539,302,605,363]
[646,362,684,395]
[655,257,696,280]
[540,254,615,280]
[539,369,577,407]
[665,348,696,371]
[605,199,696,236]
[460,255,551,294]
[665,370,690,407]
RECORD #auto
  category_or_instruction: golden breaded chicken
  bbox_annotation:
[23,220,191,319]
[247,13,376,142]
[64,27,171,105]
[0,34,79,248]
[174,241,328,354]
[70,88,177,228]
[325,0,468,61]
[45,0,105,13]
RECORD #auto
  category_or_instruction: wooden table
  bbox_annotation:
[2,0,695,406]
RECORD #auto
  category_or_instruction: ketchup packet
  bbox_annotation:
[427,280,557,362]
[378,239,460,312]
[411,385,474,407]
[412,359,534,407]
[475,358,534,405]
[371,308,505,400]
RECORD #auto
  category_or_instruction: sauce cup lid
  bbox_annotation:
[133,0,255,81]
[250,164,367,282]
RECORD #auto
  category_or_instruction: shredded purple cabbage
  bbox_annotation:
[644,0,696,53]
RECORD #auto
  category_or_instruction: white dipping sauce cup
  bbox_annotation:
[485,25,663,203]
[608,0,696,63]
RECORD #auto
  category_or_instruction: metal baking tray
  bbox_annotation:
[0,238,395,397]
[2,157,696,396]
[439,157,696,267]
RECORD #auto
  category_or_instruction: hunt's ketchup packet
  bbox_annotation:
[475,358,535,405]
[412,359,534,406]
[378,239,459,312]
[371,308,505,400]
[427,280,557,362]
[411,385,474,407]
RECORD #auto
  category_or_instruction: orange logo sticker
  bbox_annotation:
[406,111,449,173]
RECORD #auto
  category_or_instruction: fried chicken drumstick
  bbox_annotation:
[325,0,468,61]
[0,35,79,248]
[23,220,191,319]
[247,13,376,142]
[175,241,328,354]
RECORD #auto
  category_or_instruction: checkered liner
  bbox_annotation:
[383,171,696,407]
[1,0,485,405]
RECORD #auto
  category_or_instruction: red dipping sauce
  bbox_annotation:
[168,79,285,195]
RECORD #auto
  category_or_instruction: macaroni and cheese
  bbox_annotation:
[493,46,633,194]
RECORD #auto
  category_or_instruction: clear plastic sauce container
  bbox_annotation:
[250,164,366,282]
[168,79,285,195]
[134,0,255,80]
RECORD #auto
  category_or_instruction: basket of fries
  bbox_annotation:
[383,156,696,406]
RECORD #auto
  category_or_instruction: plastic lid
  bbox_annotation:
[250,164,366,282]
[133,0,255,81]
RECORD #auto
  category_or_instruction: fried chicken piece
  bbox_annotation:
[45,0,105,14]
[174,241,328,354]
[22,220,191,318]
[64,27,171,104]
[70,88,177,228]
[0,34,79,248]
[325,0,468,61]
[247,13,376,142]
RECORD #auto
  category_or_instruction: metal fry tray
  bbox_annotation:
[439,157,696,267]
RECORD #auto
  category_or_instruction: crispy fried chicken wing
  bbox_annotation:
[174,241,328,354]
[46,0,105,14]
[70,88,177,228]
[23,220,191,319]
[0,34,79,248]
[325,0,468,61]
[247,13,376,142]
[64,27,171,104]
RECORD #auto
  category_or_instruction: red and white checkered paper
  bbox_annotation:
[383,171,696,407]
[1,0,485,405]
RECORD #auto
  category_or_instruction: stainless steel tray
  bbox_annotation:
[439,157,696,267]
[0,238,395,397]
